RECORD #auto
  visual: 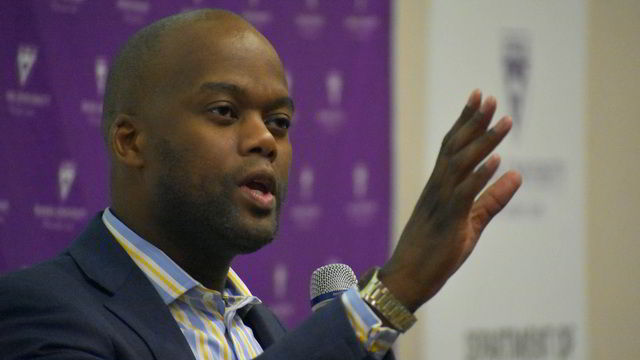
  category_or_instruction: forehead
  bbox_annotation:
[156,20,287,96]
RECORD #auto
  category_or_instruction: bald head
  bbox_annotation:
[101,9,274,145]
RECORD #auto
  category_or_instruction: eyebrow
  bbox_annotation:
[199,82,295,113]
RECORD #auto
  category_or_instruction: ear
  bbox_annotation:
[110,114,145,168]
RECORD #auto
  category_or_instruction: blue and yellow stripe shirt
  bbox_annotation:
[103,208,397,360]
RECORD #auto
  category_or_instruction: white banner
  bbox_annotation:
[422,1,586,359]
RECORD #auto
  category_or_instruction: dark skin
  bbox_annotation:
[107,10,522,324]
[109,15,293,291]
[379,92,522,312]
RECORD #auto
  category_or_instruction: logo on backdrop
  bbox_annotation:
[503,157,566,218]
[0,199,10,224]
[295,0,325,39]
[6,44,51,117]
[81,56,108,125]
[326,70,344,107]
[272,262,289,299]
[501,31,566,219]
[345,162,378,226]
[95,56,108,96]
[17,45,38,87]
[352,163,368,198]
[180,0,205,12]
[33,160,88,232]
[58,161,77,202]
[116,0,151,25]
[290,165,322,229]
[316,70,346,131]
[344,0,380,40]
[465,324,575,360]
[501,30,531,140]
[285,69,293,95]
[243,0,272,29]
[299,166,314,200]
[269,262,294,320]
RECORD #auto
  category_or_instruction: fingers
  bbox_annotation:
[446,97,497,155]
[441,90,482,149]
[452,153,502,214]
[469,170,523,231]
[450,115,512,183]
[431,90,484,188]
[430,90,514,207]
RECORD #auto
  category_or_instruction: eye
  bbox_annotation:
[207,104,237,119]
[265,116,292,131]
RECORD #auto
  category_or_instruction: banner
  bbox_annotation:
[421,1,587,359]
[0,0,391,328]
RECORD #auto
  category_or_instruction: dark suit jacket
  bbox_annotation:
[0,215,392,360]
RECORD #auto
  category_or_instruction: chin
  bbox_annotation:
[232,218,278,254]
[233,237,274,254]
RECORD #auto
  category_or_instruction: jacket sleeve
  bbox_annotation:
[0,271,118,360]
[256,299,395,360]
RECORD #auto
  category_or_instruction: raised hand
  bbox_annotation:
[380,90,523,312]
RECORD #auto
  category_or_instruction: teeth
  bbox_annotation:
[250,189,264,197]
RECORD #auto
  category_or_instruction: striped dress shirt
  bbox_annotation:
[102,208,397,360]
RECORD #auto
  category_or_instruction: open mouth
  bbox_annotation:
[238,171,276,209]
[244,179,272,195]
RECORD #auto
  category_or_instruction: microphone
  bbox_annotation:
[310,263,357,312]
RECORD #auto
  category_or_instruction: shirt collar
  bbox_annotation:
[101,208,257,305]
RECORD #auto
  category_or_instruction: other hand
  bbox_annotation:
[379,90,523,312]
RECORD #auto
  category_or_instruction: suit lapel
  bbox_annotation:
[69,214,195,360]
[104,268,195,360]
[241,303,287,349]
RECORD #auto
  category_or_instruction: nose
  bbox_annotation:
[239,112,277,162]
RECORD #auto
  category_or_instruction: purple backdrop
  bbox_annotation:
[0,0,390,327]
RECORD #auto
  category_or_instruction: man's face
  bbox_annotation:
[140,22,293,256]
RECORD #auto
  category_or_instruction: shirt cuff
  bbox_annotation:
[340,287,399,359]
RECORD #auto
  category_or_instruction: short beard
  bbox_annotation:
[151,139,285,259]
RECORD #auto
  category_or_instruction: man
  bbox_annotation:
[0,9,522,360]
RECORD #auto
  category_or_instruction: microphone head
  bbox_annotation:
[310,263,357,311]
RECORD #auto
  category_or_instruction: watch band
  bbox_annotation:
[359,267,417,332]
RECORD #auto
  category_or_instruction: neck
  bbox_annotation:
[171,249,234,292]
[109,203,235,293]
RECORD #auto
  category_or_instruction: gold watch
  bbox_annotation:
[359,267,416,332]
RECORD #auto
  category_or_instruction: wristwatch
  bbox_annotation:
[359,267,417,332]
